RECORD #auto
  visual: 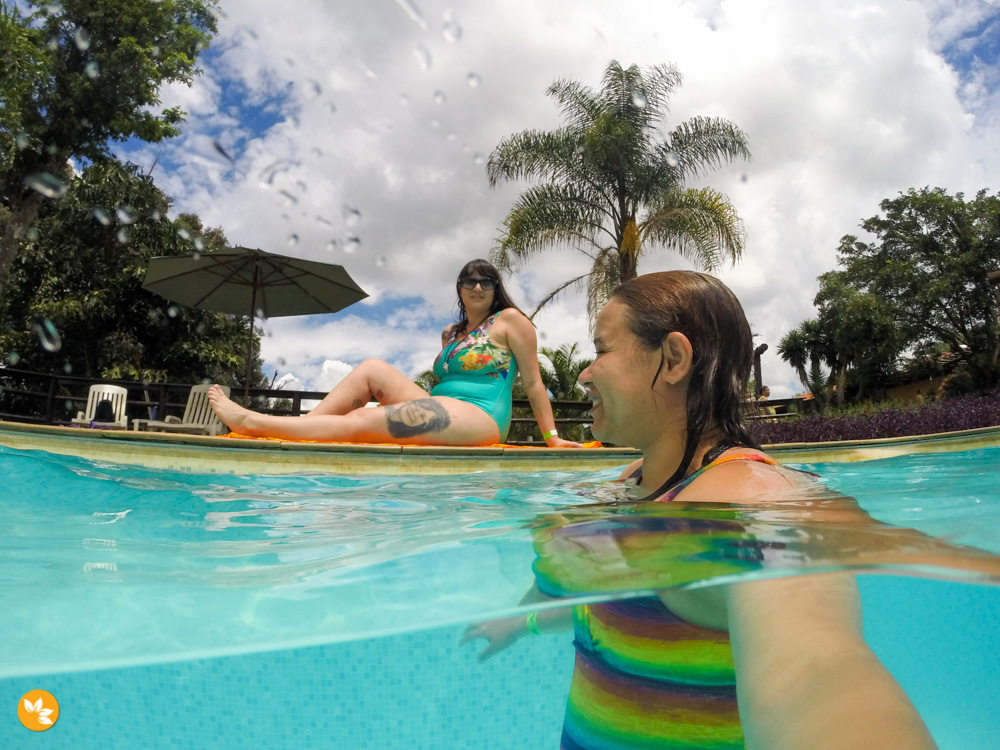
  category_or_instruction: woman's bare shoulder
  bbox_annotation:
[682,451,811,504]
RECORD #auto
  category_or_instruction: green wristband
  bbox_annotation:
[525,611,541,635]
[542,429,558,440]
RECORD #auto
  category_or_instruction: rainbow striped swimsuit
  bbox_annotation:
[558,455,780,749]
[561,597,743,750]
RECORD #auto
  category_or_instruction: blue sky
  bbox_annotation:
[114,0,1000,397]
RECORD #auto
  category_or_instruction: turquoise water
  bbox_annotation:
[1,444,999,748]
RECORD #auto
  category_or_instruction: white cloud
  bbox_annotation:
[116,0,1000,400]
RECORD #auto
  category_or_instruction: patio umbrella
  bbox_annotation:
[142,247,368,399]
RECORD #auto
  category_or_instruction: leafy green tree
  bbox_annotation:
[837,188,1000,389]
[0,0,219,296]
[412,369,439,392]
[488,60,750,320]
[0,159,264,388]
[814,271,904,403]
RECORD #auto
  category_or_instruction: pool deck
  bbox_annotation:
[1,419,999,474]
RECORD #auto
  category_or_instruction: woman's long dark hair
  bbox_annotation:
[611,271,761,487]
[454,259,526,332]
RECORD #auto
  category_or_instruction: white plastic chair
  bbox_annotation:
[71,384,129,429]
[132,384,229,436]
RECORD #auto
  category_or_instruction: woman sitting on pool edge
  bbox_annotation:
[462,270,937,750]
[208,259,582,448]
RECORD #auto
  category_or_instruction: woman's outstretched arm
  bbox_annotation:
[501,310,583,447]
[727,573,937,750]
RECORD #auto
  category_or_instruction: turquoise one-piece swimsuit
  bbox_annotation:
[431,311,517,441]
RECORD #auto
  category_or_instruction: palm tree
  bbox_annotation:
[539,342,592,400]
[488,60,751,320]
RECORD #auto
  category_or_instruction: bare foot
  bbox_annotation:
[208,384,252,433]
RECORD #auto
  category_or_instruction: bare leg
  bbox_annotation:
[207,385,500,445]
[304,359,430,417]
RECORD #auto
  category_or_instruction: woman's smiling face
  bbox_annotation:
[578,299,662,446]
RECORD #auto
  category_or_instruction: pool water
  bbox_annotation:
[1,445,999,748]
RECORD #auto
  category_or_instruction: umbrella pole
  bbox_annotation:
[245,264,259,403]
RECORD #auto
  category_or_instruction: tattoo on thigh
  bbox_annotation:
[385,398,451,438]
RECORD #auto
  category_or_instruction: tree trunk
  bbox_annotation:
[0,189,46,297]
[836,362,848,406]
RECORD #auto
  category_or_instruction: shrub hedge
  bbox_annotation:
[750,392,1000,444]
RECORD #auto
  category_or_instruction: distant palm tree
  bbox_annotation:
[488,60,751,321]
[777,328,811,393]
[539,343,592,401]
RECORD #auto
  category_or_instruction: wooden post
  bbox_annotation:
[753,343,768,398]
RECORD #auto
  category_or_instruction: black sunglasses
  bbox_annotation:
[459,276,497,291]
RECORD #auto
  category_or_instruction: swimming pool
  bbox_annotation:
[1,443,999,748]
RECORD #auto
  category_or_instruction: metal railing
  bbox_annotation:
[0,367,807,443]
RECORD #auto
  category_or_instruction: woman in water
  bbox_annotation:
[463,271,938,749]
[208,259,581,447]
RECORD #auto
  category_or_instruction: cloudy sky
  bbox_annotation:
[119,0,1000,398]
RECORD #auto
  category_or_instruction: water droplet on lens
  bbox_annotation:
[213,140,234,162]
[665,151,679,167]
[25,227,39,241]
[116,228,130,244]
[323,102,337,115]
[167,305,180,318]
[740,173,749,183]
[257,160,295,189]
[392,0,428,29]
[442,16,462,43]
[399,93,411,106]
[429,119,440,128]
[342,205,362,226]
[631,91,647,108]
[473,152,485,165]
[277,357,287,366]
[344,235,361,253]
[256,307,267,320]
[316,216,333,226]
[287,233,299,247]
[177,227,191,240]
[116,205,137,225]
[433,90,447,105]
[84,60,100,79]
[305,79,322,98]
[33,318,62,353]
[74,27,90,50]
[149,209,162,221]
[467,73,481,88]
[326,238,338,252]
[375,256,387,267]
[24,172,67,199]
[15,132,29,150]
[414,45,432,71]
[195,323,206,335]
[92,207,111,226]
[279,189,298,206]
[193,251,201,261]
[62,362,73,374]
[7,351,21,366]
[193,237,205,251]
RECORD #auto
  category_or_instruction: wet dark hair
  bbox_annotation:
[610,270,761,487]
[454,259,525,331]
